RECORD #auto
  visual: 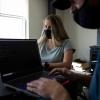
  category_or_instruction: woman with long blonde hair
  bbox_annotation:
[38,14,74,70]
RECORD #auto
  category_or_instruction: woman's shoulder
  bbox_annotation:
[63,39,75,52]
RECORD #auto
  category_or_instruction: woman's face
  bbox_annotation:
[43,19,52,30]
[43,19,52,39]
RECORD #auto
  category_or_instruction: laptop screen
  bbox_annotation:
[0,39,42,73]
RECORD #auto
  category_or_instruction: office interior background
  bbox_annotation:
[0,0,98,62]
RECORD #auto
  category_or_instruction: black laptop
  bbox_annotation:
[0,39,50,98]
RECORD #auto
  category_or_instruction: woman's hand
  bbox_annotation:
[42,62,51,71]
[49,67,69,75]
[26,78,71,100]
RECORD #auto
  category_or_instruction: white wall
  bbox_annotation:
[29,0,48,39]
[56,9,64,20]
[28,1,97,61]
[63,10,97,61]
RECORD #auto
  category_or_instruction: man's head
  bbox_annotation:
[52,0,85,13]
[52,0,71,10]
[52,0,100,29]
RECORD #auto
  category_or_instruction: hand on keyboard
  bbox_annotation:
[47,74,69,84]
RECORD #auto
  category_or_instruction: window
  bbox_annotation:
[0,0,28,39]
[0,13,26,39]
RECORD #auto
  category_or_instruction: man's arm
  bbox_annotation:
[27,78,72,100]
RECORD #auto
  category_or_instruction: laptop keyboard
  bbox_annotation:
[6,71,53,89]
[6,71,69,92]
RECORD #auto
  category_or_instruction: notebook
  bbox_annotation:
[0,39,50,98]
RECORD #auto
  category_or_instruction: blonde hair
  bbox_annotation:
[38,14,69,51]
